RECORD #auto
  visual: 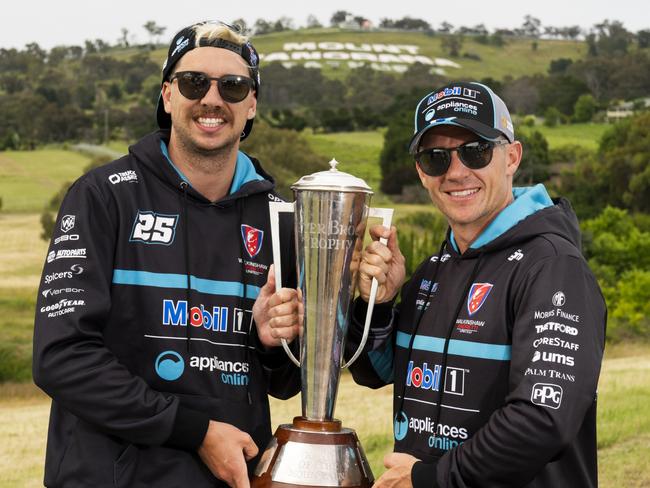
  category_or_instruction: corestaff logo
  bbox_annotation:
[467,283,493,315]
[241,224,263,258]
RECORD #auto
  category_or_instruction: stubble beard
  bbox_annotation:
[172,117,241,174]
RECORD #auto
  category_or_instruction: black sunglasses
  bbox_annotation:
[170,71,255,103]
[415,140,509,177]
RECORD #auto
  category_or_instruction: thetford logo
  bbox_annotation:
[155,351,184,381]
[162,300,228,332]
[60,215,75,233]
[467,283,493,315]
[43,264,84,284]
[531,383,563,409]
[534,321,578,336]
[108,170,138,185]
[532,350,575,367]
[241,225,264,258]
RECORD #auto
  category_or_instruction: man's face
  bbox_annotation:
[415,125,522,241]
[161,46,256,156]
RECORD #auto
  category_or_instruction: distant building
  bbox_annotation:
[338,14,372,30]
[606,97,650,122]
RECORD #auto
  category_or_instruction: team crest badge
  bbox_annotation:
[61,215,76,233]
[467,283,493,316]
[241,225,264,258]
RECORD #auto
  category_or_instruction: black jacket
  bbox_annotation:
[347,187,606,487]
[33,130,300,487]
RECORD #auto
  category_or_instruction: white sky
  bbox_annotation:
[1,0,648,50]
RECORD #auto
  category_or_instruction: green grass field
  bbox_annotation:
[0,149,91,213]
[520,122,610,151]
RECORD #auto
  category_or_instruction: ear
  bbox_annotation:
[505,141,523,178]
[161,82,173,115]
[247,95,257,120]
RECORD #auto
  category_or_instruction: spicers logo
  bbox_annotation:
[241,225,263,258]
[467,283,493,315]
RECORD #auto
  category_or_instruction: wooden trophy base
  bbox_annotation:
[251,417,374,488]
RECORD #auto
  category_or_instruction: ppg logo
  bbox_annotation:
[531,383,563,409]
[155,351,185,381]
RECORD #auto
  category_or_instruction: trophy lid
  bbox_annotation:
[291,159,373,194]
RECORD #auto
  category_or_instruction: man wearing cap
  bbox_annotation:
[33,21,301,488]
[346,82,606,487]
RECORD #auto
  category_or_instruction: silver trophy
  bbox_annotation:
[252,159,392,488]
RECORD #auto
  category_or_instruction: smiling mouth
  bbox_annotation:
[447,188,480,197]
[197,117,225,128]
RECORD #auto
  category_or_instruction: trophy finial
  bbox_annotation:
[328,158,339,171]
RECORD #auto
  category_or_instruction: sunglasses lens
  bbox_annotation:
[416,149,450,177]
[458,141,494,169]
[176,72,210,99]
[218,76,251,103]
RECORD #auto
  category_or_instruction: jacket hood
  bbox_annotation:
[128,130,275,205]
[449,185,582,257]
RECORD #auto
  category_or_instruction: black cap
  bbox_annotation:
[155,21,260,141]
[408,81,514,154]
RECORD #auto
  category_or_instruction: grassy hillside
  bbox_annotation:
[0,149,91,213]
[147,28,586,81]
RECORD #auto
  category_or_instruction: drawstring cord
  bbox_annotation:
[430,254,482,443]
[236,199,253,405]
[396,240,447,419]
[180,181,192,353]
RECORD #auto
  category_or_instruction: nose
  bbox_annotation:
[200,80,224,105]
[444,150,471,180]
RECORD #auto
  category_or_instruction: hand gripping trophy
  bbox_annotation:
[252,159,392,488]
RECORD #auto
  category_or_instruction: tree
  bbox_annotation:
[441,34,463,57]
[330,10,351,27]
[118,28,130,48]
[522,15,542,38]
[438,22,453,34]
[306,15,322,29]
[143,21,166,46]
[515,130,550,184]
[638,29,650,48]
[573,94,597,122]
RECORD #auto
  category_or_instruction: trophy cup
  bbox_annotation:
[252,159,392,488]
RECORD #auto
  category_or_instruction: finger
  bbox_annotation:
[359,261,388,284]
[369,224,391,241]
[243,438,259,460]
[366,241,393,264]
[267,264,277,290]
[364,247,392,270]
[383,452,399,468]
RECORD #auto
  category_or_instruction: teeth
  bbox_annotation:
[198,117,225,127]
[449,189,479,197]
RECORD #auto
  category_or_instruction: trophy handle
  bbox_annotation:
[269,201,301,368]
[342,207,394,369]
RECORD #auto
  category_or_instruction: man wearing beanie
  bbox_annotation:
[347,81,606,487]
[33,21,300,488]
